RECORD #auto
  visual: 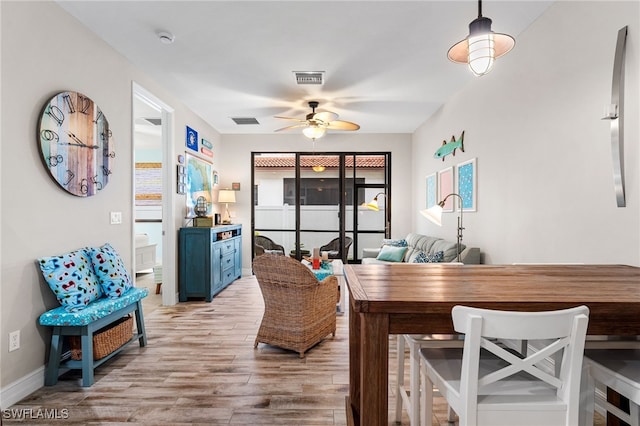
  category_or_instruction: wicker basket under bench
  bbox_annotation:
[39,287,148,387]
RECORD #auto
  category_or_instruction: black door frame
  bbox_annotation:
[251,151,391,263]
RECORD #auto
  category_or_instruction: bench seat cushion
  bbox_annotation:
[39,287,148,326]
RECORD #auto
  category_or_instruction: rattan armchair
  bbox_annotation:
[254,235,285,256]
[252,254,337,358]
[319,236,353,260]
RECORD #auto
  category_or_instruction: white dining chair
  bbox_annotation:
[419,305,589,426]
[394,334,463,425]
[582,349,640,426]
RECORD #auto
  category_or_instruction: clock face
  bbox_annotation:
[37,91,114,197]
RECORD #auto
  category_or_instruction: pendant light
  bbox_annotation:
[448,0,515,76]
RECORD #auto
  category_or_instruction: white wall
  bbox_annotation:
[0,0,220,404]
[412,1,639,265]
[219,133,412,273]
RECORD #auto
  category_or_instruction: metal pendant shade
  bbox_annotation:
[448,0,515,76]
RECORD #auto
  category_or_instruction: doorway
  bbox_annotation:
[132,83,176,305]
[251,152,390,263]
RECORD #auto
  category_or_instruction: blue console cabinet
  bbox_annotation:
[179,224,242,302]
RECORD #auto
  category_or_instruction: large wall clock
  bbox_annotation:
[37,91,114,197]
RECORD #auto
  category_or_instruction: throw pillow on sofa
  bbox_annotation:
[376,245,408,262]
[38,249,103,312]
[381,238,408,247]
[89,243,133,298]
[411,250,444,263]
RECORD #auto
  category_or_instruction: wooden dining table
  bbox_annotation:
[343,263,640,426]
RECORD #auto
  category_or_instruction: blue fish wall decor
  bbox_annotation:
[434,131,465,161]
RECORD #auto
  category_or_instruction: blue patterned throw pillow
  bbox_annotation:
[412,250,445,263]
[89,243,133,298]
[38,249,102,312]
[381,238,408,247]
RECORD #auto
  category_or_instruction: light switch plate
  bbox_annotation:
[110,211,122,225]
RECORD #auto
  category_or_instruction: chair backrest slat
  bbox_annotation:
[452,305,589,425]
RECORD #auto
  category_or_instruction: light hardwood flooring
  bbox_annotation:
[7,273,605,425]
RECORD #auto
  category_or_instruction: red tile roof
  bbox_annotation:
[255,155,385,169]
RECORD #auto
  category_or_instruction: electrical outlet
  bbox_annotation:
[110,211,122,225]
[9,330,20,352]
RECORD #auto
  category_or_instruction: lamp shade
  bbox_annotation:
[217,189,236,203]
[365,199,380,211]
[420,204,444,226]
[362,192,385,211]
[447,2,515,76]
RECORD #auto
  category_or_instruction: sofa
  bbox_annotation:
[361,233,480,265]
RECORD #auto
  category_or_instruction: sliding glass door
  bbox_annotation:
[252,152,390,263]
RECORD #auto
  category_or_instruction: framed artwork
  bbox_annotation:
[232,182,241,191]
[213,170,219,187]
[186,126,198,152]
[457,158,477,212]
[186,154,213,217]
[437,166,454,212]
[426,173,437,209]
[135,163,162,206]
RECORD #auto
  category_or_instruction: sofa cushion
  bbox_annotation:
[38,249,103,312]
[431,239,466,262]
[404,233,441,261]
[410,250,444,263]
[376,245,407,262]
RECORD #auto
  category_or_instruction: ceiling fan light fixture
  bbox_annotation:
[303,125,326,140]
[447,0,514,76]
[274,101,359,137]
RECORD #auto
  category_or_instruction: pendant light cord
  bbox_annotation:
[477,0,483,18]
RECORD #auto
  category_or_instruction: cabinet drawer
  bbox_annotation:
[222,266,236,286]
[218,240,236,255]
[220,252,234,269]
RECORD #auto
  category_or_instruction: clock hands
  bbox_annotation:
[59,131,100,149]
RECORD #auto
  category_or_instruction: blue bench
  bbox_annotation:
[39,287,148,387]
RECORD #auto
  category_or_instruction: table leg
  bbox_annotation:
[348,295,361,424]
[360,312,389,426]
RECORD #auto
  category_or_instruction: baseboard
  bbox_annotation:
[0,366,45,410]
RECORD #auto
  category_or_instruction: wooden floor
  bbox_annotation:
[7,273,606,425]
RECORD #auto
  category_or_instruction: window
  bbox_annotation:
[283,178,365,206]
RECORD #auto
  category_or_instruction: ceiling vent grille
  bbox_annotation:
[231,117,260,125]
[294,71,325,85]
[144,118,162,126]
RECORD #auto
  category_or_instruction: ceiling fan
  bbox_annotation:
[274,101,360,140]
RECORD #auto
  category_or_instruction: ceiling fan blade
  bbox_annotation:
[326,120,360,131]
[274,123,308,132]
[274,116,307,122]
[312,111,339,123]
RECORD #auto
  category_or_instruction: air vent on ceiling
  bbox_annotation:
[144,118,162,126]
[293,71,325,85]
[231,117,260,125]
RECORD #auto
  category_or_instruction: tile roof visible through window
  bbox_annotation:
[254,155,385,169]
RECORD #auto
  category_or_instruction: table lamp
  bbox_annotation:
[217,189,236,224]
[420,192,464,262]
